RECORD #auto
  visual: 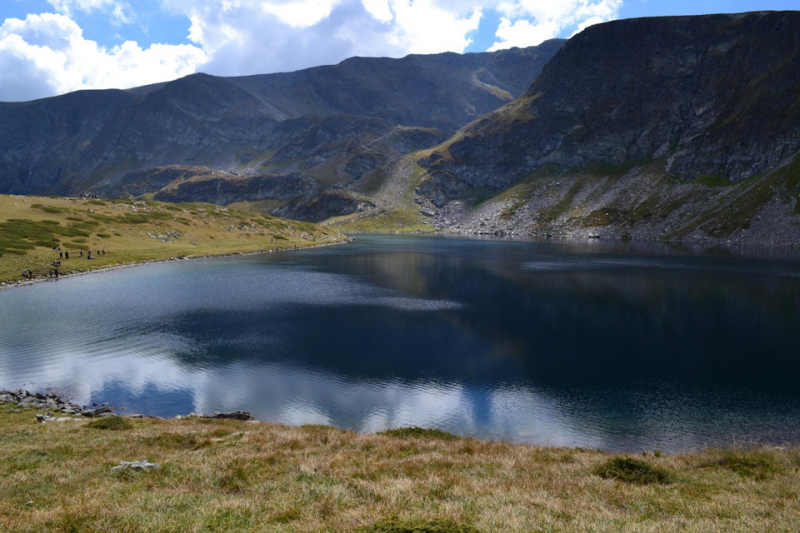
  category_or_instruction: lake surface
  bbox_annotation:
[1,235,800,453]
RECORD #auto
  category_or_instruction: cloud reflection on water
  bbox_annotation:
[2,235,800,453]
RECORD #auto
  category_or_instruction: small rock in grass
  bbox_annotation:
[203,411,254,421]
[112,460,161,471]
[81,406,113,418]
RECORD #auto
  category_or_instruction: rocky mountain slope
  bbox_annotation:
[360,11,799,245]
[3,12,799,246]
[0,42,563,201]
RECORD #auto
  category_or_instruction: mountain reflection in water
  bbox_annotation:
[1,235,799,452]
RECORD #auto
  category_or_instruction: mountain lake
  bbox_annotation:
[1,234,799,453]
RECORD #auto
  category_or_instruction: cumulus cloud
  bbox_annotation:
[0,13,206,101]
[490,0,622,50]
[163,0,482,76]
[164,0,619,78]
[571,15,607,36]
[0,0,622,101]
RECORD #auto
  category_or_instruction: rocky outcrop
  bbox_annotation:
[151,171,374,222]
[0,389,110,417]
[420,12,800,200]
[276,190,375,222]
[154,173,323,206]
[388,12,800,245]
[98,165,227,197]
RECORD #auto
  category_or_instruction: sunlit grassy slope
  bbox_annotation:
[0,195,346,285]
[0,407,798,532]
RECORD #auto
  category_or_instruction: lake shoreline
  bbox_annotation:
[0,236,353,293]
[344,230,800,260]
[1,388,795,456]
[1,389,798,531]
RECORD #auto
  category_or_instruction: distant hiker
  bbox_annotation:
[60,252,63,259]
[102,249,105,255]
[65,251,69,260]
[54,269,59,278]
[80,250,84,257]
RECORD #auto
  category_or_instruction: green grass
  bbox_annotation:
[593,457,674,485]
[85,416,132,431]
[333,207,429,233]
[361,517,479,533]
[0,195,347,283]
[0,407,798,532]
[0,218,90,257]
[30,204,71,214]
[379,427,461,441]
[692,174,732,187]
[713,449,783,480]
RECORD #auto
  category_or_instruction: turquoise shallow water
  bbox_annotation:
[1,235,799,452]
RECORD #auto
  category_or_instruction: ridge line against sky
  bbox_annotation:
[0,0,797,102]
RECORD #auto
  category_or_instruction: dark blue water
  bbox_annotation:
[1,235,799,452]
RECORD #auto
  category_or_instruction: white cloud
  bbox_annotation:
[491,17,559,50]
[490,0,622,50]
[387,0,481,54]
[163,0,619,78]
[0,0,622,101]
[362,0,393,23]
[0,13,206,101]
[571,15,606,37]
[48,0,134,25]
[261,0,344,28]
[48,0,116,12]
[161,0,481,77]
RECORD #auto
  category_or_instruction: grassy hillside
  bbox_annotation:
[332,152,800,246]
[0,406,798,532]
[0,195,346,285]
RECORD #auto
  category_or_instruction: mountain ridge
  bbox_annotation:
[0,41,564,198]
[2,13,799,246]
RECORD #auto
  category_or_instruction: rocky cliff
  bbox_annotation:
[393,12,800,245]
[150,170,373,222]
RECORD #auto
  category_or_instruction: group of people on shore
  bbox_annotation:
[22,247,108,281]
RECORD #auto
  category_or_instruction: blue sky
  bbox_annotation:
[0,0,797,101]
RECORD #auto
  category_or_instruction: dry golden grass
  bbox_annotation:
[0,194,347,285]
[0,406,798,532]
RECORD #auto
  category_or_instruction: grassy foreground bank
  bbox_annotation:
[0,407,798,532]
[0,195,346,285]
